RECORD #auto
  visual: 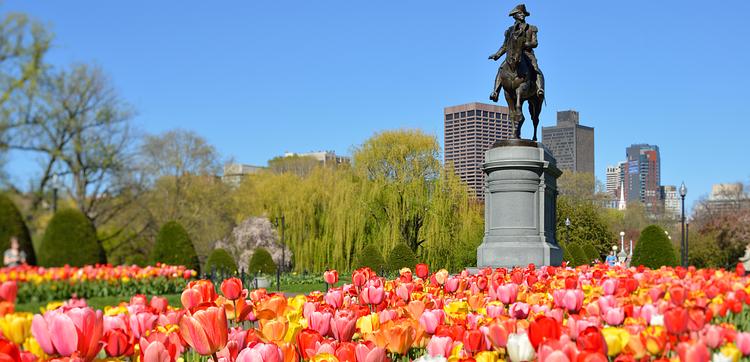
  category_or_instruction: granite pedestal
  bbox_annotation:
[477,139,563,268]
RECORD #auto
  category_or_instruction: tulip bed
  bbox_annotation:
[0,264,196,303]
[1,263,750,361]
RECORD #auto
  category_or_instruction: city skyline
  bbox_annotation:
[3,1,749,210]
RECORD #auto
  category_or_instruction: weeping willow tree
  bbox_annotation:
[233,129,484,272]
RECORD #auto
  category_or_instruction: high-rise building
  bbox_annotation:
[540,110,595,174]
[661,185,681,218]
[606,161,626,196]
[444,102,513,199]
[623,144,661,210]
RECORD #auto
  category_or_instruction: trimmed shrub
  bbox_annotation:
[206,248,238,274]
[355,243,385,272]
[0,194,36,265]
[39,208,105,267]
[568,243,588,267]
[559,242,575,265]
[248,247,276,275]
[583,243,600,263]
[387,243,418,272]
[152,221,200,273]
[631,225,678,269]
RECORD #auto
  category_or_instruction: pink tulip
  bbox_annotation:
[445,277,459,293]
[736,332,750,355]
[600,279,617,296]
[427,336,453,358]
[419,309,444,334]
[486,304,505,318]
[179,306,228,356]
[541,350,570,362]
[597,295,616,313]
[395,283,411,302]
[309,311,332,337]
[130,311,158,339]
[497,283,519,304]
[331,310,357,342]
[150,296,169,313]
[378,309,397,323]
[509,302,530,319]
[482,322,509,348]
[361,281,384,305]
[143,340,171,362]
[31,307,104,361]
[324,290,344,309]
[701,325,724,349]
[237,343,282,362]
[355,343,386,362]
[603,307,624,326]
[554,289,584,313]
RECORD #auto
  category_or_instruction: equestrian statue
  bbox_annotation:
[488,4,545,141]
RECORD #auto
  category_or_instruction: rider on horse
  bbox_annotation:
[488,4,544,102]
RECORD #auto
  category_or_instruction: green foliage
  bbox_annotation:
[387,243,418,272]
[355,243,386,272]
[205,248,238,274]
[248,248,276,275]
[687,231,724,269]
[582,243,600,262]
[559,242,575,265]
[0,193,36,265]
[233,130,484,272]
[16,277,187,304]
[268,155,321,176]
[556,196,615,257]
[152,221,200,273]
[38,209,104,267]
[568,243,589,267]
[631,225,678,269]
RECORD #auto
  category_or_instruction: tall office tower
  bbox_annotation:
[661,185,681,218]
[605,161,626,196]
[540,110,595,174]
[444,102,513,200]
[623,144,661,210]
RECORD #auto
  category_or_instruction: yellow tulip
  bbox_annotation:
[285,321,302,344]
[602,327,630,357]
[0,312,32,344]
[720,343,741,362]
[357,313,380,335]
[23,337,48,359]
[444,301,469,319]
[310,353,339,362]
[475,350,500,362]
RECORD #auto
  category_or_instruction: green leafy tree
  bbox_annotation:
[631,225,678,269]
[0,193,36,265]
[268,155,321,176]
[152,221,200,272]
[387,243,418,272]
[248,247,276,275]
[355,243,386,272]
[205,248,238,274]
[39,208,105,267]
[559,242,575,265]
[556,196,615,258]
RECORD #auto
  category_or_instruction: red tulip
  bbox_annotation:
[687,307,707,332]
[668,284,686,306]
[181,280,218,310]
[664,307,688,335]
[0,338,21,362]
[415,264,429,279]
[335,342,357,362]
[179,306,228,356]
[297,329,324,359]
[576,351,608,362]
[529,315,562,349]
[0,282,17,304]
[577,326,607,356]
[220,277,243,301]
[150,296,169,314]
[463,329,485,353]
[352,269,369,288]
[103,329,134,357]
[324,270,339,286]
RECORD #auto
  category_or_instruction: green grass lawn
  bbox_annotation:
[14,294,183,313]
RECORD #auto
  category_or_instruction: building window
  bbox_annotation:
[446,114,453,120]
[467,110,475,116]
[460,112,466,117]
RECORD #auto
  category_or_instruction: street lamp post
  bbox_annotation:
[679,182,688,268]
[51,174,61,212]
[565,217,571,245]
[274,215,286,272]
[619,231,625,252]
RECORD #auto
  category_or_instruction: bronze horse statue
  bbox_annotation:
[490,30,544,141]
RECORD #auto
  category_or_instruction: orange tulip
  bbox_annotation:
[179,305,228,356]
[260,318,288,343]
[382,321,416,355]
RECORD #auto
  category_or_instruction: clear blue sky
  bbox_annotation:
[4,1,750,209]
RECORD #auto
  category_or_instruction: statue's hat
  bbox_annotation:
[509,4,530,17]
